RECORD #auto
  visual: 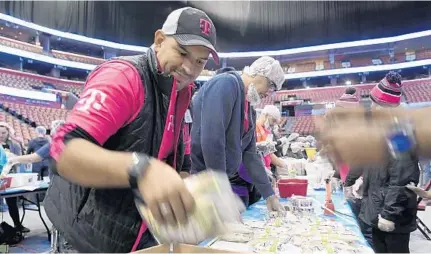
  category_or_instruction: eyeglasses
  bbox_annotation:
[265,77,277,93]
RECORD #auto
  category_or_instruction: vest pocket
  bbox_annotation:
[74,188,92,222]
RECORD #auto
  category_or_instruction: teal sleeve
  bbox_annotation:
[0,147,7,171]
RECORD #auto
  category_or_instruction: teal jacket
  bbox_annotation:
[0,146,7,173]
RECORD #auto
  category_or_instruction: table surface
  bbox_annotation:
[0,182,49,195]
[201,189,372,251]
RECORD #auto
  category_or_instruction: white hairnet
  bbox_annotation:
[287,133,299,142]
[243,56,285,90]
[261,105,281,120]
[35,126,47,136]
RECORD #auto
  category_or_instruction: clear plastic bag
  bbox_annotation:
[135,170,245,244]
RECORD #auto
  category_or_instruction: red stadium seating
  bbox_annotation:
[0,68,84,94]
[0,110,37,146]
[0,35,105,66]
[3,102,68,130]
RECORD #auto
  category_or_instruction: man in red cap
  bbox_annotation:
[45,7,219,252]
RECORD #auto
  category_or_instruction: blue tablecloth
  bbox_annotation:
[200,189,372,250]
[0,182,49,196]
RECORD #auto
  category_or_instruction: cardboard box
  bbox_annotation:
[135,243,235,253]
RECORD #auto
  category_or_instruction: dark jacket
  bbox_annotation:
[344,167,364,187]
[27,137,49,172]
[44,49,191,253]
[191,70,273,198]
[359,153,420,233]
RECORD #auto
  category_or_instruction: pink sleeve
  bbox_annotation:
[339,163,350,183]
[56,61,144,146]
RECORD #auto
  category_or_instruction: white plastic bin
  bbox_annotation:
[8,173,38,188]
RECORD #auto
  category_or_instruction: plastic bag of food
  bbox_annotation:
[256,141,277,156]
[135,170,245,244]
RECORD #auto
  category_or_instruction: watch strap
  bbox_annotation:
[128,152,151,190]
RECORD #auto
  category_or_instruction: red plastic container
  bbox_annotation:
[0,177,12,191]
[277,179,308,198]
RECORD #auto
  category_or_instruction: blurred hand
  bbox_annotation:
[324,106,397,126]
[266,195,285,213]
[139,158,196,226]
[406,183,431,199]
[316,118,388,167]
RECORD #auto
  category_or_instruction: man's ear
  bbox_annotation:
[153,30,165,52]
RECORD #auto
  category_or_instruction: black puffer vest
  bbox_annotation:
[44,49,188,252]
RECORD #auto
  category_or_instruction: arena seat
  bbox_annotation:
[0,68,84,94]
[51,50,105,65]
[0,109,37,146]
[3,102,68,130]
[0,35,43,54]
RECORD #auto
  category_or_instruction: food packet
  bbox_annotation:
[135,170,245,244]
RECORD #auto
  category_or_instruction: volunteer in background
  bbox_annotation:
[191,57,285,210]
[232,105,288,205]
[26,126,49,179]
[4,120,65,179]
[44,7,219,252]
[0,122,29,233]
[343,72,419,253]
[332,87,365,220]
[255,105,288,170]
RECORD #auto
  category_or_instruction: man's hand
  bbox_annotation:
[1,160,15,176]
[266,195,285,213]
[139,159,196,226]
[378,214,395,232]
[406,183,431,199]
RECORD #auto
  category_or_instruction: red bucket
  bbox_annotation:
[277,179,308,198]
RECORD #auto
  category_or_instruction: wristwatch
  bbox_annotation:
[385,117,417,159]
[128,152,152,190]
